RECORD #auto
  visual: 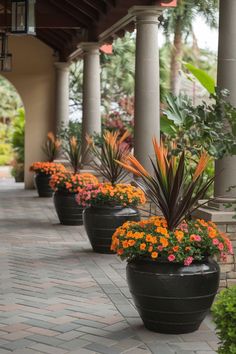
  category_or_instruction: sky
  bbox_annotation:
[193,17,218,52]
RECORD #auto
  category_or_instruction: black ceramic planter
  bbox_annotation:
[34,173,53,197]
[83,205,140,254]
[53,190,84,225]
[126,258,220,334]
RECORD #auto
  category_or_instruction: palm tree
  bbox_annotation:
[161,0,218,95]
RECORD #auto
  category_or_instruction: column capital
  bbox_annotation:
[79,42,100,55]
[129,6,163,21]
[54,61,70,72]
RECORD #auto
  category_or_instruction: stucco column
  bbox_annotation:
[54,62,70,130]
[81,43,101,162]
[130,6,162,172]
[214,0,236,202]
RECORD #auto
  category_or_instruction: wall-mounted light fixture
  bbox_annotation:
[0,33,12,72]
[11,0,36,35]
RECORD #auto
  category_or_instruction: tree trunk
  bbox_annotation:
[170,19,183,96]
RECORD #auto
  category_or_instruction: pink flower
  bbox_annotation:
[157,245,163,251]
[220,252,227,262]
[218,243,224,251]
[194,235,202,242]
[184,256,193,266]
[225,239,233,254]
[168,254,176,262]
[212,238,219,245]
[179,222,189,232]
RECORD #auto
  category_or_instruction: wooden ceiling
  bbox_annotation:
[0,0,173,61]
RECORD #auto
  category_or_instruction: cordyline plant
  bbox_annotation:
[118,138,214,230]
[87,130,131,185]
[42,132,61,162]
[64,136,84,174]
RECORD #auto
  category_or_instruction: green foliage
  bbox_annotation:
[58,120,82,142]
[0,142,12,165]
[212,286,236,354]
[184,62,215,94]
[0,123,13,165]
[10,108,25,181]
[12,108,25,164]
[0,76,21,120]
[162,90,236,159]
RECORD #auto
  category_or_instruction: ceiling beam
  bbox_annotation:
[49,0,93,28]
[65,0,99,22]
[82,0,107,15]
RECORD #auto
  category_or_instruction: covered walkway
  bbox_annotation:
[0,179,218,354]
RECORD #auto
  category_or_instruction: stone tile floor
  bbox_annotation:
[0,178,219,354]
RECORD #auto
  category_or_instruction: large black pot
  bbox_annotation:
[127,258,220,334]
[34,173,53,197]
[53,190,84,225]
[83,205,140,254]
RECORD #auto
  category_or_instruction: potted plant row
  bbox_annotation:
[48,135,97,225]
[111,139,233,334]
[76,131,146,253]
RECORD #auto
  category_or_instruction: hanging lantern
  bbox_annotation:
[11,0,36,35]
[1,53,12,72]
[0,33,12,72]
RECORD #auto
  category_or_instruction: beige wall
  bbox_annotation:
[3,36,56,189]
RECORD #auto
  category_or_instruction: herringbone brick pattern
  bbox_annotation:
[0,180,219,353]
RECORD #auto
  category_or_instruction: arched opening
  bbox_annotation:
[0,75,25,183]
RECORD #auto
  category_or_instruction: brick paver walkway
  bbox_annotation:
[0,180,219,354]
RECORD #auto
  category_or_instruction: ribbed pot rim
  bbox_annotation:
[127,257,220,276]
[128,257,212,265]
[87,204,135,210]
[54,189,77,195]
[35,172,51,177]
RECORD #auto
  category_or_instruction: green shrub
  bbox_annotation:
[0,143,12,165]
[212,286,236,354]
[12,108,25,164]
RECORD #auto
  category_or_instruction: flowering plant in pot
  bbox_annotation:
[29,132,62,197]
[79,131,146,253]
[50,170,98,226]
[49,135,96,225]
[112,139,233,334]
[30,161,65,197]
